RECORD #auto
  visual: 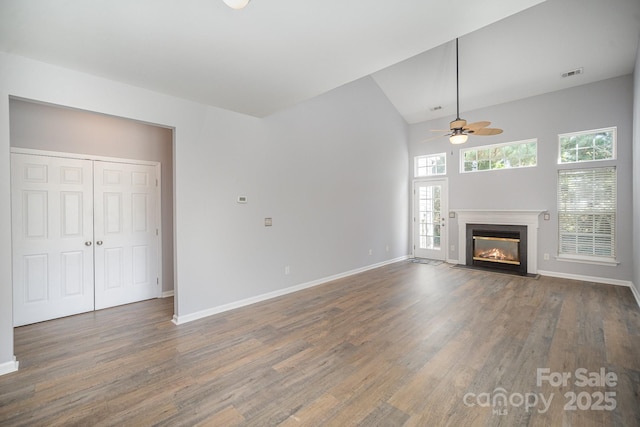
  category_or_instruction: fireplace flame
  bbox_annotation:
[475,248,517,262]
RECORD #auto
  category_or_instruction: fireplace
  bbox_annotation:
[466,224,528,275]
[455,210,543,275]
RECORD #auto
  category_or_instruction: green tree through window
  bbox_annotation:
[559,128,615,164]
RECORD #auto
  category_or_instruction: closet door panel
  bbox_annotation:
[94,161,159,309]
[11,154,94,326]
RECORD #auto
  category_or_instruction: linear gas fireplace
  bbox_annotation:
[466,224,528,275]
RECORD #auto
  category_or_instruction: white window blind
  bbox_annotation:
[558,167,616,259]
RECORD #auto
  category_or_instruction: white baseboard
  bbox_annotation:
[537,270,640,309]
[629,283,640,309]
[172,255,409,325]
[489,268,640,309]
[536,271,640,308]
[536,270,634,288]
[162,290,174,298]
[0,356,19,376]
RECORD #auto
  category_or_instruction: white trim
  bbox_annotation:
[172,256,409,325]
[460,138,538,174]
[154,163,163,298]
[629,284,640,309]
[557,126,617,164]
[537,269,633,288]
[0,357,19,376]
[162,290,175,298]
[10,147,160,166]
[414,152,447,177]
[538,271,639,308]
[556,254,619,267]
[455,210,545,274]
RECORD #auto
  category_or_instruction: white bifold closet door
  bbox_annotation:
[11,153,159,326]
[11,154,95,326]
[93,161,158,310]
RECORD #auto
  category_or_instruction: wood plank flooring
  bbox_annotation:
[1,261,639,426]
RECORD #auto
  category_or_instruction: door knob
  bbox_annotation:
[85,241,92,246]
[96,240,103,246]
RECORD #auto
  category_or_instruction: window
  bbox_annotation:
[461,139,537,173]
[558,127,616,164]
[557,167,616,262]
[415,153,446,177]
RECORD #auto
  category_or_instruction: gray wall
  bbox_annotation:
[173,76,410,314]
[9,99,175,293]
[409,75,634,282]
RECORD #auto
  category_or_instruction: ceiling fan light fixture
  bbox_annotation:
[449,133,468,145]
[223,0,251,9]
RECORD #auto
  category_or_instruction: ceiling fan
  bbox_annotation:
[429,38,503,144]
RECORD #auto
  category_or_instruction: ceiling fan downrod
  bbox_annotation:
[455,37,460,122]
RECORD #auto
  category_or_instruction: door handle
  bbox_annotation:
[96,240,103,246]
[85,241,92,246]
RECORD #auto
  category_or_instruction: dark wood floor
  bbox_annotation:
[1,261,639,426]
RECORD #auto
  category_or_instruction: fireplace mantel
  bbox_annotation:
[454,210,545,274]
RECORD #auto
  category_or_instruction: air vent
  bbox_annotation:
[562,67,584,78]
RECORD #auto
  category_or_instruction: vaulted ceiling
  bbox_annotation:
[1,0,638,123]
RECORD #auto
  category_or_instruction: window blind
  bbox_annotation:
[558,167,616,258]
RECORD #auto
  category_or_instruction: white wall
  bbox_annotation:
[409,75,634,283]
[0,53,409,369]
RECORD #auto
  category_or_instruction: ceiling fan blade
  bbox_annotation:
[450,119,467,130]
[464,121,491,131]
[472,127,503,136]
[422,133,451,142]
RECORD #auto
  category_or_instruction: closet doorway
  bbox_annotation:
[11,151,161,326]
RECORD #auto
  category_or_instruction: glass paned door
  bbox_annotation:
[413,179,448,260]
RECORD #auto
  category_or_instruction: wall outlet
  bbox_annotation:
[264,217,272,227]
[368,249,373,255]
[284,265,290,275]
[544,253,550,260]
[385,245,389,252]
[451,245,455,252]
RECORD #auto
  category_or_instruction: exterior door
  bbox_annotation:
[11,154,95,326]
[413,179,448,260]
[93,161,159,309]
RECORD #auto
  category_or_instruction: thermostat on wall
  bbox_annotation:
[237,196,248,204]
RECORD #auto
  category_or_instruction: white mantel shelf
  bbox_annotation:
[454,209,546,274]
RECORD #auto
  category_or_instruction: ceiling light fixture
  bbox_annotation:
[449,130,468,145]
[223,0,251,9]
